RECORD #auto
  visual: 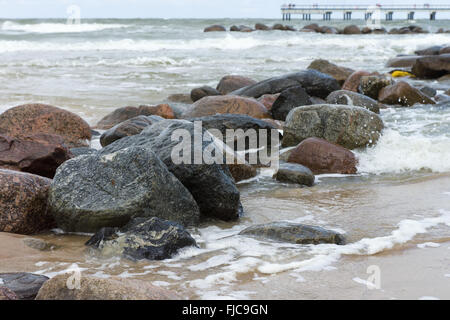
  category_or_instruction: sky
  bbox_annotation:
[0,0,448,19]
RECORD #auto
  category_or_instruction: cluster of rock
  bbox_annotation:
[204,23,449,34]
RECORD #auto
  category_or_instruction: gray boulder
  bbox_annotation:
[326,90,383,113]
[0,273,49,300]
[282,104,384,149]
[274,163,315,186]
[49,146,200,232]
[271,86,312,121]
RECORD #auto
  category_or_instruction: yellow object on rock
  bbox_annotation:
[391,70,414,78]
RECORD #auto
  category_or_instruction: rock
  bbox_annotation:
[231,70,340,99]
[0,170,54,234]
[228,162,257,182]
[257,93,280,110]
[320,26,338,34]
[69,147,97,157]
[271,86,312,121]
[0,104,91,148]
[302,23,320,32]
[0,133,72,178]
[0,273,49,300]
[255,23,270,31]
[183,95,270,119]
[287,137,358,174]
[230,25,240,32]
[166,93,193,104]
[238,25,253,32]
[204,25,226,32]
[282,104,383,149]
[0,286,18,300]
[343,25,361,34]
[414,45,443,56]
[342,70,371,92]
[386,55,421,68]
[239,221,345,245]
[100,115,163,147]
[261,118,284,129]
[307,59,354,85]
[419,86,437,98]
[48,147,200,232]
[99,120,241,221]
[411,54,450,79]
[86,217,197,261]
[35,274,181,300]
[96,104,175,130]
[326,90,383,113]
[361,27,372,34]
[272,24,286,31]
[359,75,394,99]
[190,86,222,102]
[216,75,257,95]
[439,47,450,55]
[274,162,314,186]
[438,74,450,82]
[23,238,54,251]
[373,28,387,34]
[378,81,435,106]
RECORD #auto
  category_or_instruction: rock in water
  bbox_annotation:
[35,274,181,300]
[282,104,384,149]
[274,163,315,186]
[216,75,257,94]
[0,169,54,234]
[378,81,435,106]
[0,287,18,300]
[287,137,358,174]
[307,59,354,85]
[414,45,443,56]
[326,90,383,113]
[0,133,72,178]
[230,70,340,99]
[239,222,345,245]
[271,86,312,121]
[99,120,241,221]
[342,70,371,92]
[190,86,221,102]
[343,25,361,34]
[0,273,49,300]
[0,103,91,148]
[359,76,394,100]
[48,147,200,232]
[204,25,226,32]
[385,55,421,68]
[86,217,197,260]
[411,54,450,79]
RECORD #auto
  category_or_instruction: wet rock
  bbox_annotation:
[204,25,226,32]
[419,86,437,98]
[274,162,314,186]
[96,104,175,130]
[0,133,72,178]
[35,273,181,300]
[99,120,241,221]
[302,23,320,32]
[439,47,450,55]
[361,27,372,34]
[343,25,361,34]
[22,238,54,251]
[0,286,18,300]
[411,54,450,79]
[320,26,338,34]
[228,162,257,182]
[255,23,270,31]
[69,147,97,157]
[239,221,345,245]
[378,81,435,106]
[238,25,253,32]
[326,90,383,113]
[373,28,387,34]
[166,93,193,104]
[86,217,197,261]
[271,86,312,121]
[190,86,222,102]
[0,273,49,300]
[49,146,200,232]
[0,169,54,234]
[257,93,280,110]
[230,25,240,32]
[287,137,358,174]
[414,45,443,56]
[359,75,394,99]
[100,115,163,147]
[282,104,383,149]
[307,59,354,85]
[231,69,340,99]
[183,95,270,119]
[342,70,371,92]
[0,103,91,148]
[386,55,421,68]
[216,75,257,95]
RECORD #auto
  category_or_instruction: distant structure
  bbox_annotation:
[281,3,450,21]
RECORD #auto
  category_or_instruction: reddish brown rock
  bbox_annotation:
[342,70,371,92]
[183,95,271,119]
[307,59,354,85]
[0,169,54,234]
[204,25,226,32]
[287,137,358,174]
[0,133,72,178]
[96,104,175,129]
[217,75,257,95]
[0,287,18,300]
[378,81,435,106]
[343,25,361,34]
[257,93,280,110]
[191,86,221,102]
[0,104,91,148]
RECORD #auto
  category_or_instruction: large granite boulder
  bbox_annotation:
[0,104,91,148]
[216,75,257,94]
[411,54,450,79]
[378,81,435,106]
[86,217,197,260]
[326,90,383,113]
[0,169,54,234]
[239,221,345,245]
[0,273,49,300]
[307,59,354,85]
[190,86,221,102]
[282,104,384,149]
[48,146,200,232]
[271,86,312,121]
[274,162,315,186]
[230,70,340,99]
[287,137,358,174]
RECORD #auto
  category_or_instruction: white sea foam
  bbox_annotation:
[417,242,441,248]
[0,21,126,33]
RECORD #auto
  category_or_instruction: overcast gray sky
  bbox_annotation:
[0,0,448,19]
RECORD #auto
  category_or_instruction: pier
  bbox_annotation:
[281,4,450,21]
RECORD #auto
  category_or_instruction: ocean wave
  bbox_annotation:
[0,21,126,33]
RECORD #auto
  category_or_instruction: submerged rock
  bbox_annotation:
[239,221,345,245]
[86,217,197,261]
[378,81,435,106]
[0,273,49,300]
[190,86,221,102]
[326,90,383,113]
[274,162,315,186]
[49,146,200,232]
[282,104,384,149]
[271,86,312,121]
